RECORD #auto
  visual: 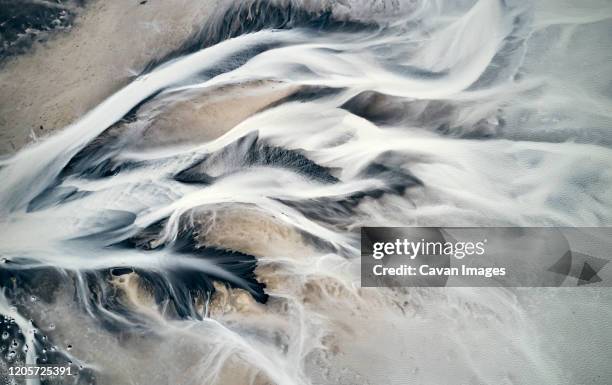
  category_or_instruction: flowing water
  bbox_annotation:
[1,0,612,384]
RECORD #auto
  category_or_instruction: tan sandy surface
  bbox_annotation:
[0,0,225,155]
[132,80,299,149]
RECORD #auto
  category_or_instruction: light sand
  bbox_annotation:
[0,0,225,155]
[132,81,299,149]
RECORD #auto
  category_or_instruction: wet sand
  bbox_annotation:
[0,0,224,155]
